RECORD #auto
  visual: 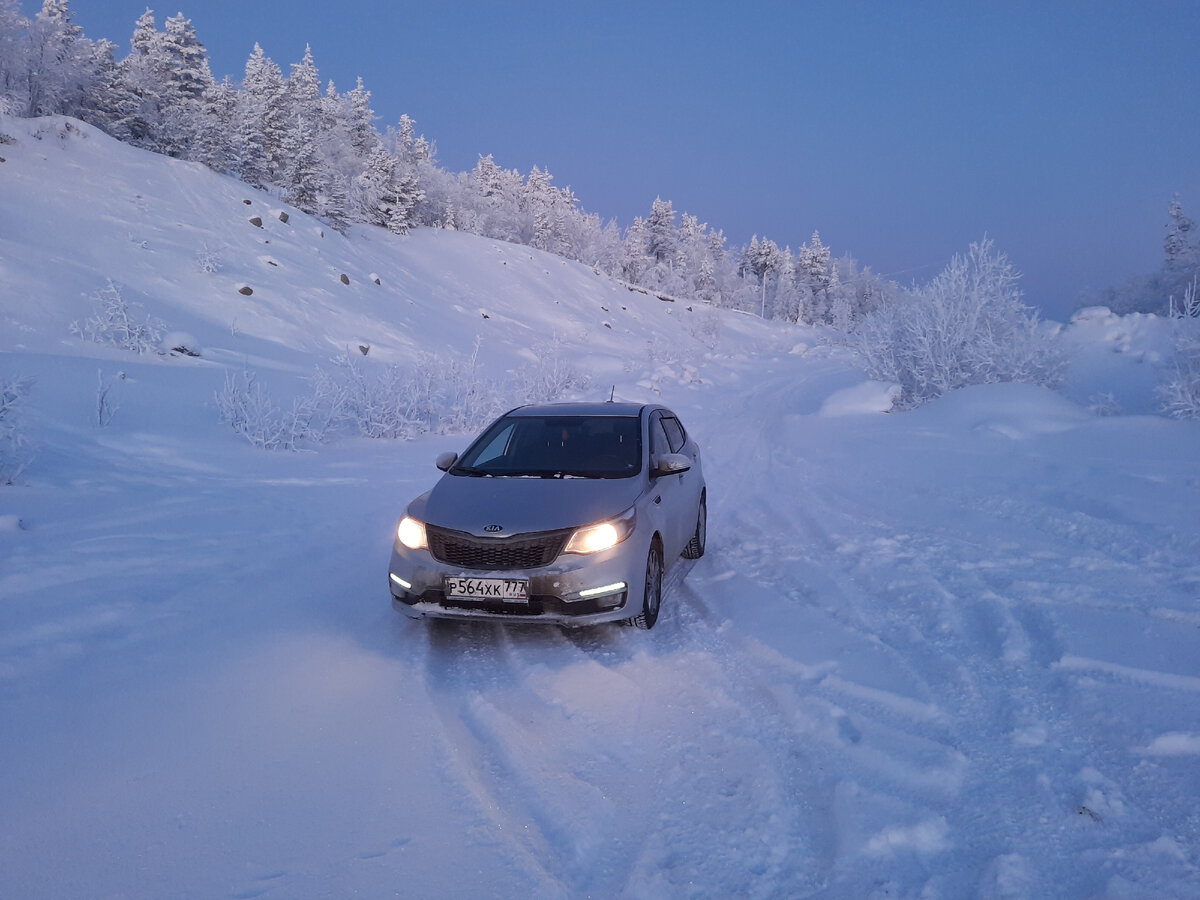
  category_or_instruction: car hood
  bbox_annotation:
[412,474,646,537]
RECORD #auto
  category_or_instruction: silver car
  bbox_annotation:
[388,401,706,629]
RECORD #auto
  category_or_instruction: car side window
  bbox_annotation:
[661,416,686,453]
[649,414,671,460]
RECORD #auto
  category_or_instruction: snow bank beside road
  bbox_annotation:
[818,380,902,416]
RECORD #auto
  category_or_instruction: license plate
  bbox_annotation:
[444,576,529,602]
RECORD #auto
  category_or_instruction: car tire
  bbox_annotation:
[632,540,663,630]
[682,493,706,559]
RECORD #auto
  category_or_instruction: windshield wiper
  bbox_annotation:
[499,469,584,479]
[451,465,494,477]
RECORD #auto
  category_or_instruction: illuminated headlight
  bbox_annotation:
[396,515,427,550]
[564,507,636,555]
[390,573,412,591]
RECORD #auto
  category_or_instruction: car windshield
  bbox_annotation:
[452,415,642,479]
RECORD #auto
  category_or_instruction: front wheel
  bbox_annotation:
[632,541,663,630]
[682,493,706,559]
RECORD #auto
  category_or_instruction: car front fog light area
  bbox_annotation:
[577,582,626,599]
[570,581,627,608]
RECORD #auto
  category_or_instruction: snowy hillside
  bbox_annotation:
[2,117,1199,899]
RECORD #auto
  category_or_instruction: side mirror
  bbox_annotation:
[654,453,691,477]
[435,451,458,472]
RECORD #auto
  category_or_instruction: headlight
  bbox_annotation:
[396,515,427,550]
[564,507,636,555]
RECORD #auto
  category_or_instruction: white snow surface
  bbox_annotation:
[2,117,1200,898]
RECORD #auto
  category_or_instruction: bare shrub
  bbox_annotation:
[215,370,291,450]
[686,308,722,350]
[71,280,165,354]
[513,338,591,403]
[1,375,34,485]
[1159,319,1200,419]
[95,370,121,427]
[196,243,222,274]
[218,336,596,450]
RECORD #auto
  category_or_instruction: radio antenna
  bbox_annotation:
[609,385,616,402]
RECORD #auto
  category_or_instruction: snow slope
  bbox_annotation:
[2,117,1199,899]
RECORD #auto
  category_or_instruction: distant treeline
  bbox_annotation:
[0,0,895,326]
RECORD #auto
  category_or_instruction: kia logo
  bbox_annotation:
[483,524,503,533]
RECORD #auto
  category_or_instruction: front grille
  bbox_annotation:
[426,525,571,571]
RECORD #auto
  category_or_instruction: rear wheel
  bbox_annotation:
[682,493,706,559]
[632,541,663,630]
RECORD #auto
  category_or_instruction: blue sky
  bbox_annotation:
[69,0,1200,318]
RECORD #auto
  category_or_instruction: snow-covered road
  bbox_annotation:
[3,347,1198,899]
[2,117,1198,898]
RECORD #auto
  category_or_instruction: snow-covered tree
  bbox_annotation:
[287,45,321,123]
[0,0,31,115]
[155,12,214,158]
[282,116,322,214]
[355,147,423,234]
[345,76,378,158]
[854,238,1063,407]
[238,43,289,182]
[645,197,679,266]
[13,0,103,119]
[1165,194,1196,271]
[795,231,835,324]
[740,235,785,317]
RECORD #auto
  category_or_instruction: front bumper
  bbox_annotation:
[388,539,644,626]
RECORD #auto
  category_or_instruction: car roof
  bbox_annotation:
[506,401,651,418]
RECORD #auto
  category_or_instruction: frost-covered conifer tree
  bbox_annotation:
[239,43,289,182]
[192,75,236,171]
[795,231,834,324]
[287,45,321,122]
[154,12,214,158]
[345,76,378,158]
[464,154,523,241]
[645,198,679,265]
[0,0,30,113]
[740,235,785,317]
[17,0,100,118]
[110,8,162,144]
[283,116,322,214]
[1165,194,1197,273]
[355,147,422,234]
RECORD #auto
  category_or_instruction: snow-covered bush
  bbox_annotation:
[1158,319,1200,419]
[434,340,506,435]
[319,346,505,440]
[512,338,591,404]
[71,280,165,354]
[853,239,1065,408]
[1168,277,1200,320]
[686,308,722,350]
[320,354,420,440]
[218,345,508,449]
[215,370,295,450]
[195,243,222,274]
[0,375,33,485]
